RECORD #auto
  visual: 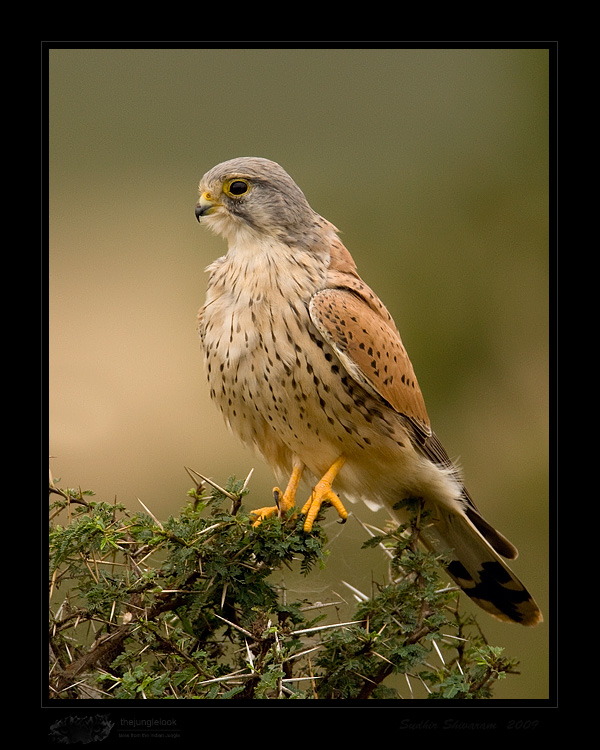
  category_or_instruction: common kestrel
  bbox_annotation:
[195,157,542,627]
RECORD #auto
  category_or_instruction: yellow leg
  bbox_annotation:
[250,461,304,526]
[300,456,348,532]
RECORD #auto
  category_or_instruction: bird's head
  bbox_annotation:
[196,157,333,247]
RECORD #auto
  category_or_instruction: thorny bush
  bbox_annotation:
[49,476,518,700]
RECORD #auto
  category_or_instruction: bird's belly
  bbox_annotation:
[204,302,406,478]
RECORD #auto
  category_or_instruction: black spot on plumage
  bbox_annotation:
[447,560,532,624]
[447,560,473,583]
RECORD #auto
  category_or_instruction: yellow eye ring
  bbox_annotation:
[224,178,250,198]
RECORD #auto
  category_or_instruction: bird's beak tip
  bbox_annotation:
[195,194,218,221]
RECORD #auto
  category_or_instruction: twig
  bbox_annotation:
[196,669,251,686]
[137,498,164,531]
[352,515,394,560]
[283,645,323,663]
[213,613,255,640]
[292,620,363,636]
[185,467,237,501]
[340,579,369,602]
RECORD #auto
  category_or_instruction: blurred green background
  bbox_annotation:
[48,47,550,699]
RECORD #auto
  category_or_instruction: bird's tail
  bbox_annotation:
[416,503,543,626]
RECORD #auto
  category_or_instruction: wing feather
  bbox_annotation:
[309,286,430,429]
[310,255,520,561]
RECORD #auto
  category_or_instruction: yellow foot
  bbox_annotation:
[300,456,348,532]
[250,462,303,527]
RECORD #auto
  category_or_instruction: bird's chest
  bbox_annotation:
[202,286,301,398]
[199,249,337,455]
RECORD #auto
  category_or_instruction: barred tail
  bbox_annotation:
[421,507,543,626]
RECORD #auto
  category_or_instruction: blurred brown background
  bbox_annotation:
[48,47,550,699]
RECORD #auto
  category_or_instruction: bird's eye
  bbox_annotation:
[225,179,250,197]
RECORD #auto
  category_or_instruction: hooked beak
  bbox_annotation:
[195,193,219,221]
